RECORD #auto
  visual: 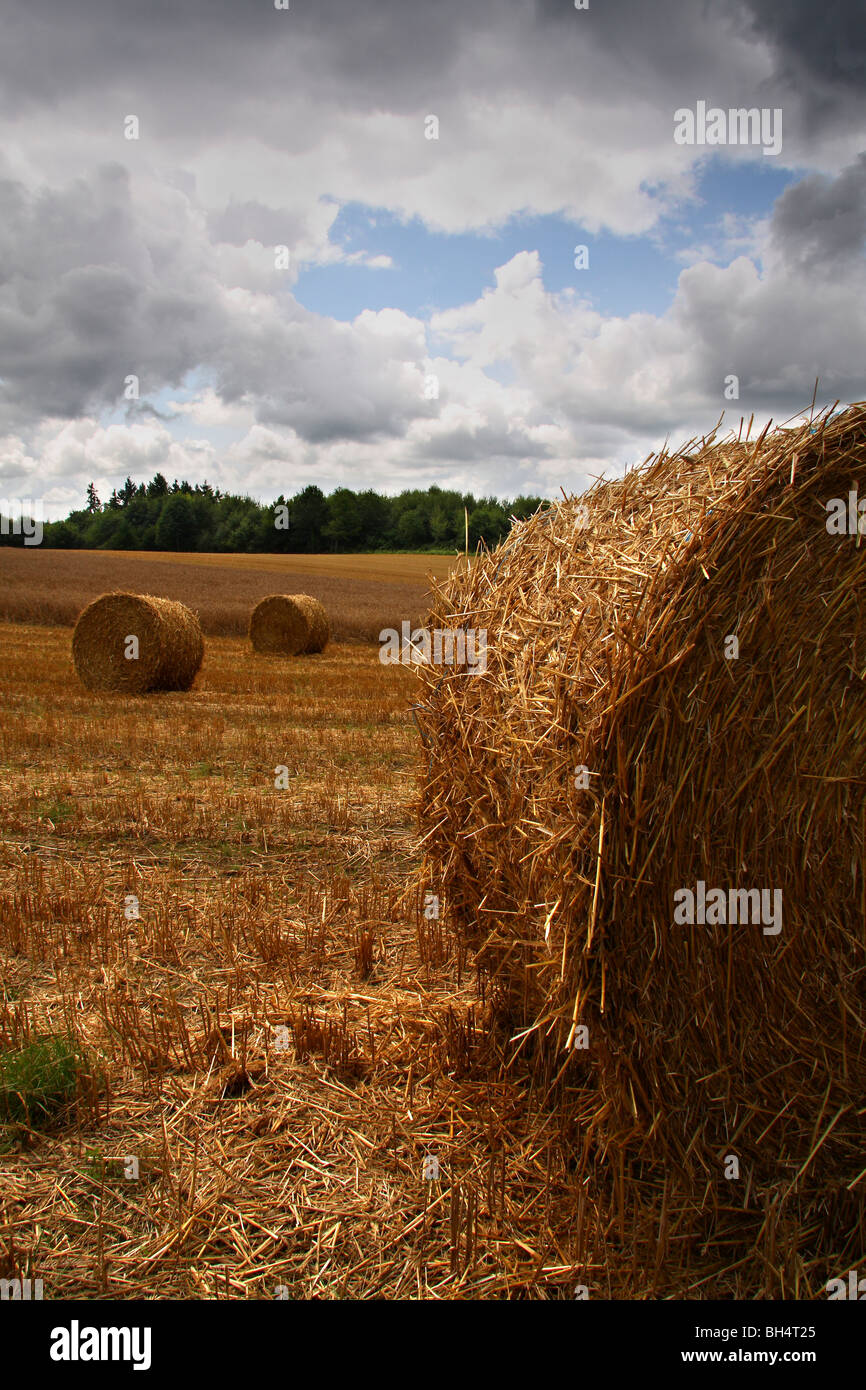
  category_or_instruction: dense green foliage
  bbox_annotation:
[1,475,551,553]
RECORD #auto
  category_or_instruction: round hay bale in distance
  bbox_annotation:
[248,594,330,655]
[72,592,204,693]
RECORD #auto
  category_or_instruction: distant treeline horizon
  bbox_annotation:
[1,474,552,553]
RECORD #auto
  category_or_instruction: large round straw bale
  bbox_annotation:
[72,592,204,693]
[248,594,330,655]
[414,403,866,1288]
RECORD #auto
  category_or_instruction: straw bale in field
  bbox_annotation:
[414,402,866,1281]
[248,594,330,655]
[72,592,204,693]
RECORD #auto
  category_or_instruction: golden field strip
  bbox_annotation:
[0,548,458,643]
[0,555,634,1301]
[123,549,457,584]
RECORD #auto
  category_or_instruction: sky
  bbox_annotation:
[0,0,864,519]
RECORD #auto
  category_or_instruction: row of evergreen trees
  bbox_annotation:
[3,475,551,552]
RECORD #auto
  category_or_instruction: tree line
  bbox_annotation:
[2,475,551,552]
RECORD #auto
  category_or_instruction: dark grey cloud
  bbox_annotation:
[537,0,866,134]
[0,0,482,122]
[0,163,226,427]
[7,0,863,140]
[412,422,551,463]
[770,153,866,272]
[743,0,866,102]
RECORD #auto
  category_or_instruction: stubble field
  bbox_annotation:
[0,552,614,1300]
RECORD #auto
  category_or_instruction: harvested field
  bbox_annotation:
[0,621,617,1300]
[1,419,860,1299]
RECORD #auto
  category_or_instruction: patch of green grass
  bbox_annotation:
[75,1145,161,1188]
[42,798,75,824]
[0,1033,86,1133]
[188,762,218,779]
